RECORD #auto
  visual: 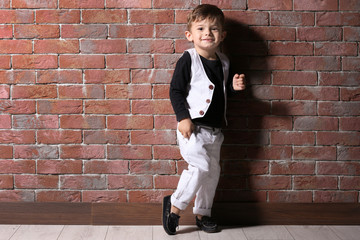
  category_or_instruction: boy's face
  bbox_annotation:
[185,17,226,58]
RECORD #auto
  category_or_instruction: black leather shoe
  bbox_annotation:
[196,216,218,233]
[162,195,180,235]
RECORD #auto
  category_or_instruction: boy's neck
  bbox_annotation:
[194,47,218,60]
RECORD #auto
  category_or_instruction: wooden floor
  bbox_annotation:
[1,225,359,240]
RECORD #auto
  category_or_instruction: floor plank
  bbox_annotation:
[105,226,152,240]
[242,225,294,240]
[153,226,201,240]
[57,225,108,240]
[9,225,64,240]
[0,225,20,240]
[198,227,247,240]
[329,226,360,240]
[286,226,341,240]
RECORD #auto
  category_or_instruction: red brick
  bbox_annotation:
[0,115,11,128]
[132,100,173,114]
[296,56,341,71]
[0,191,34,202]
[272,101,317,116]
[249,176,291,190]
[0,70,35,84]
[60,55,105,69]
[269,191,313,203]
[340,117,360,131]
[0,146,12,159]
[13,55,58,69]
[37,191,81,202]
[37,70,82,84]
[0,56,10,69]
[107,55,153,69]
[109,24,153,38]
[153,145,181,160]
[129,190,172,203]
[0,0,10,8]
[82,191,127,203]
[294,0,338,10]
[250,56,294,70]
[340,88,360,101]
[37,100,82,114]
[317,12,360,26]
[131,130,176,145]
[106,84,151,99]
[36,10,80,23]
[314,191,358,203]
[108,175,152,189]
[318,161,360,175]
[269,42,313,55]
[13,115,58,129]
[247,146,292,160]
[249,27,295,41]
[80,40,126,54]
[34,40,79,54]
[37,160,82,174]
[37,130,82,144]
[12,0,57,8]
[14,145,58,159]
[294,87,339,101]
[273,71,317,86]
[344,27,360,41]
[271,131,315,145]
[0,175,13,189]
[175,39,198,53]
[15,175,58,189]
[131,69,173,84]
[154,175,179,189]
[0,25,12,38]
[59,0,104,8]
[84,130,129,144]
[60,115,105,129]
[61,145,105,159]
[12,85,57,99]
[340,0,360,10]
[82,10,127,23]
[155,24,187,39]
[317,132,360,146]
[315,42,358,56]
[249,0,292,10]
[294,117,338,131]
[319,72,360,86]
[0,100,35,114]
[130,9,174,24]
[271,161,315,175]
[248,116,292,130]
[250,86,292,100]
[293,146,337,160]
[340,176,360,190]
[107,145,152,160]
[85,70,130,84]
[0,10,34,24]
[338,147,360,161]
[107,0,151,8]
[153,0,197,8]
[222,160,268,175]
[153,84,170,99]
[175,10,191,24]
[154,115,177,130]
[128,40,174,54]
[107,115,153,130]
[84,160,128,174]
[0,130,35,144]
[85,100,130,114]
[130,160,176,174]
[154,54,180,69]
[61,176,106,190]
[223,130,269,145]
[318,102,360,116]
[219,176,248,190]
[271,12,314,26]
[225,11,269,26]
[14,25,59,38]
[0,85,10,99]
[297,27,342,41]
[0,40,32,54]
[59,85,104,99]
[0,160,35,174]
[343,57,360,71]
[294,176,338,190]
[61,24,107,38]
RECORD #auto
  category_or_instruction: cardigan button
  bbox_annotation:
[199,110,204,115]
[209,85,214,90]
[206,99,211,103]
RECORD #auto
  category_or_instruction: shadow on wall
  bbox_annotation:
[213,19,289,225]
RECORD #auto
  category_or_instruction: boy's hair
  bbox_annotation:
[187,4,225,31]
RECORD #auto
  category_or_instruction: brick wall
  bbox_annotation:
[0,0,359,204]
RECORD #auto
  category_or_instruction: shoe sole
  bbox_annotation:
[162,195,176,235]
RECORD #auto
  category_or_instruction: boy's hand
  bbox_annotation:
[233,74,246,91]
[178,118,194,139]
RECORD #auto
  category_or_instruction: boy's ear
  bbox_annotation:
[221,31,227,41]
[185,31,193,42]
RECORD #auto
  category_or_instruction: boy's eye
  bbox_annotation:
[197,27,203,31]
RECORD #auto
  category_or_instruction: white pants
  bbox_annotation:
[171,125,224,217]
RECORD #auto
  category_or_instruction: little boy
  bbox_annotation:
[162,4,246,235]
